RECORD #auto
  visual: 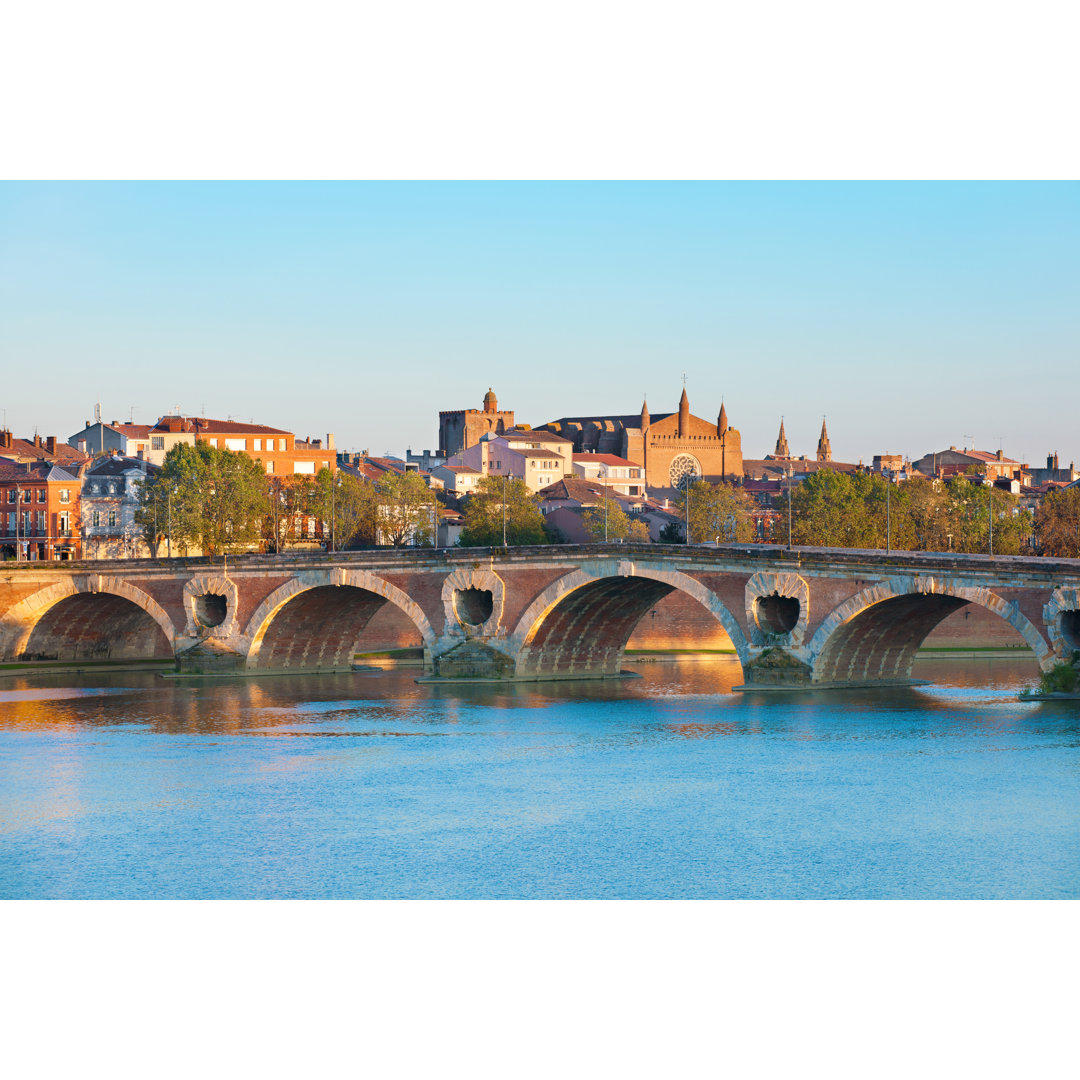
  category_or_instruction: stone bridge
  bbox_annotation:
[1,544,1078,689]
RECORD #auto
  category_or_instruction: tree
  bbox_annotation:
[136,442,270,556]
[657,520,684,544]
[628,519,651,543]
[314,470,380,549]
[374,471,436,547]
[581,497,629,542]
[776,469,1033,554]
[678,480,756,544]
[458,476,548,546]
[1034,486,1080,557]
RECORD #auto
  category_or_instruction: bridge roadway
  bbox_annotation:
[1,543,1078,689]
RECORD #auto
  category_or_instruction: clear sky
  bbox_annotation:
[2,181,1077,467]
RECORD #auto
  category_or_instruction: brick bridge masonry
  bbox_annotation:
[1,545,1078,689]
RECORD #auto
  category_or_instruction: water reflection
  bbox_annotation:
[2,654,1076,900]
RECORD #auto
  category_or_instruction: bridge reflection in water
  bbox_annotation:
[0,544,1075,691]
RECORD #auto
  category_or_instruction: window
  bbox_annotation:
[265,461,274,474]
[294,461,315,475]
[225,438,246,452]
[152,436,164,450]
[207,438,217,448]
[253,439,262,452]
[278,439,287,452]
[7,512,14,532]
[22,489,31,503]
[108,510,117,528]
[59,489,70,503]
[7,490,14,503]
[59,513,69,533]
[93,510,100,527]
[35,511,45,533]
[108,484,116,495]
[37,489,45,503]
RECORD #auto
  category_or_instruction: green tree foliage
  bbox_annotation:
[373,471,437,547]
[458,476,548,546]
[307,469,380,550]
[581,497,630,542]
[1034,486,1080,557]
[657,520,684,544]
[677,480,756,544]
[779,469,1033,554]
[136,442,270,556]
[627,519,651,543]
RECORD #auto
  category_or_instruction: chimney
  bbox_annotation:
[0,430,10,449]
[997,449,1004,461]
[33,434,41,447]
[46,436,56,454]
[327,433,335,452]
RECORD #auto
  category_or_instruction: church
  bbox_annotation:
[539,388,744,492]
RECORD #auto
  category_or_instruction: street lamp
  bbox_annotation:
[886,478,891,553]
[14,483,22,561]
[502,472,507,547]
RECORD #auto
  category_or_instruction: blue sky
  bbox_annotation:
[1,181,1077,466]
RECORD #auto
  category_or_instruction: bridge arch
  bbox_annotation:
[0,576,176,661]
[806,576,1054,683]
[509,561,749,679]
[243,568,436,670]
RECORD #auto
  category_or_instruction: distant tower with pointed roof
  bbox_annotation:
[717,402,728,436]
[640,398,650,430]
[816,418,831,462]
[774,418,790,458]
[678,387,690,437]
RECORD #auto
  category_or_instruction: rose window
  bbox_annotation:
[669,454,701,490]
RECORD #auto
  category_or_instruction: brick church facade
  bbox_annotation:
[539,388,744,493]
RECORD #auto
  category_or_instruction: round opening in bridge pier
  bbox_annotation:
[195,593,228,628]
[755,592,800,636]
[454,587,494,627]
[1060,610,1080,652]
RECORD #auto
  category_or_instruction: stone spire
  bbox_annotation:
[678,386,689,437]
[717,401,728,436]
[640,398,650,429]
[483,387,497,413]
[775,418,790,458]
[816,417,831,462]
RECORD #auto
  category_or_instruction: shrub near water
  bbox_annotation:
[1038,661,1078,695]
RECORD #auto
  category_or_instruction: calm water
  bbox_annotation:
[1,656,1076,899]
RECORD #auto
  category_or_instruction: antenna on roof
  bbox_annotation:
[129,406,135,423]
[963,433,974,451]
[997,434,1006,451]
[94,402,101,424]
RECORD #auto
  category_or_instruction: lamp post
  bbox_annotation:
[685,482,690,545]
[787,478,793,550]
[988,484,993,557]
[502,472,507,547]
[886,478,891,553]
[14,483,22,560]
[330,474,337,553]
[167,487,173,558]
[604,495,609,542]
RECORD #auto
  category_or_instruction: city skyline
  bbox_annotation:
[2,181,1077,465]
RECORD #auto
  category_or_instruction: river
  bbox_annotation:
[1,655,1076,899]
